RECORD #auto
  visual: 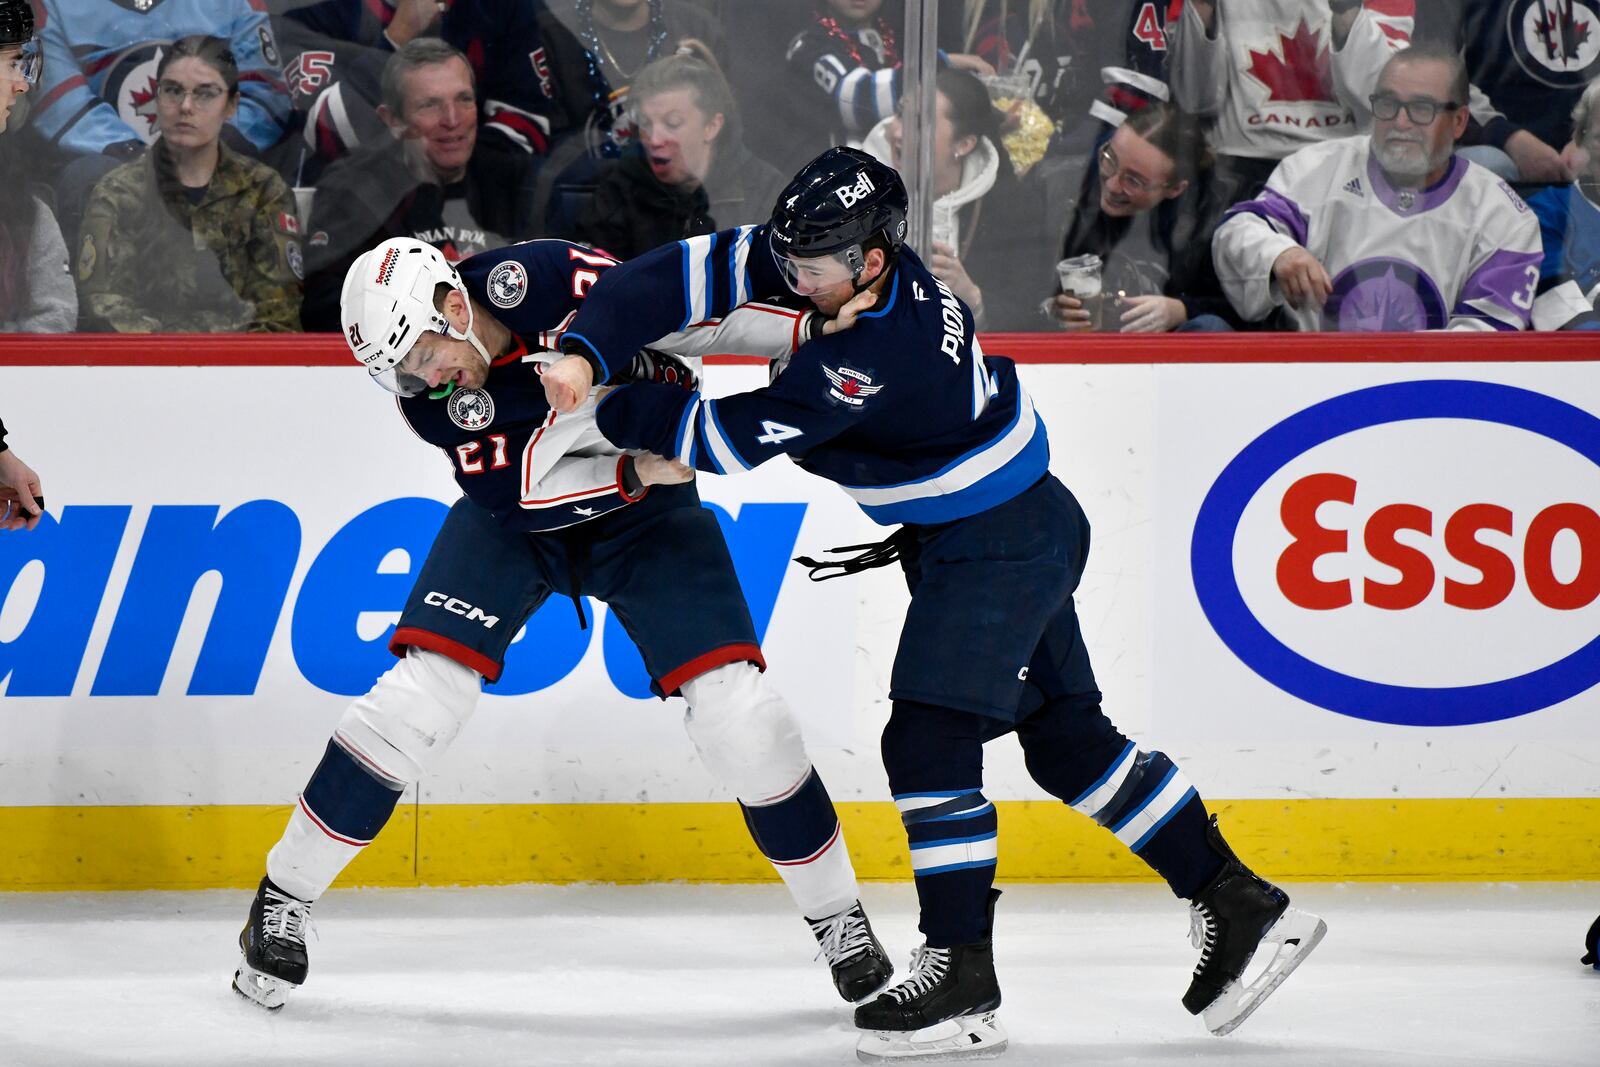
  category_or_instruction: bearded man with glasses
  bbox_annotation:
[1213,44,1544,332]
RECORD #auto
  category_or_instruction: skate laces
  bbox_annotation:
[1189,903,1218,967]
[884,944,951,1004]
[261,887,315,946]
[810,905,874,965]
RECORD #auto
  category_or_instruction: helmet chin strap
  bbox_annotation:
[429,291,494,398]
[849,245,899,296]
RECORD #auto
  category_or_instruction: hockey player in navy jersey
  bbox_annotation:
[540,147,1327,1060]
[231,236,893,1014]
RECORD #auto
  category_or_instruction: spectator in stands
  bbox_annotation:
[300,38,538,331]
[1168,0,1413,230]
[785,0,992,160]
[1213,45,1543,332]
[29,0,291,247]
[76,37,302,333]
[1410,1,1575,183]
[538,0,725,158]
[268,0,427,187]
[1044,100,1234,332]
[863,67,1049,328]
[0,9,74,333]
[567,43,783,259]
[1526,79,1600,329]
[939,0,1172,158]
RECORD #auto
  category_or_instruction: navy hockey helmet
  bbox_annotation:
[769,146,907,288]
[0,0,33,47]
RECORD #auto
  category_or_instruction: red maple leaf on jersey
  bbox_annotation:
[128,76,160,135]
[1245,19,1334,103]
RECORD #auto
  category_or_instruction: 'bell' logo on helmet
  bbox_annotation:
[835,171,876,209]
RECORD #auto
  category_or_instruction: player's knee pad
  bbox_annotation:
[680,661,810,804]
[333,648,481,786]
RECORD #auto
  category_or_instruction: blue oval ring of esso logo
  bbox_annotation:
[1191,379,1600,727]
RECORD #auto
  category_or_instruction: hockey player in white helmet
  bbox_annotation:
[232,235,892,1017]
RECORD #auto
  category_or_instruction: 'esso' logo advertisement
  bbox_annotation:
[1192,380,1600,727]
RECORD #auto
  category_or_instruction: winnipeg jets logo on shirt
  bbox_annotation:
[1509,0,1600,88]
[447,389,495,430]
[572,506,598,517]
[486,260,528,308]
[835,171,876,209]
[823,363,884,407]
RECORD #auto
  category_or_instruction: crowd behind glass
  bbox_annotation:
[2,0,1597,336]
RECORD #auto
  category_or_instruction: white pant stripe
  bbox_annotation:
[909,834,998,874]
[1070,744,1136,821]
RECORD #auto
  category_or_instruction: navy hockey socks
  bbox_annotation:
[1027,732,1223,899]
[882,702,998,947]
[739,768,841,870]
[301,739,405,843]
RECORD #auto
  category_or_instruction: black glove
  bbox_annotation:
[624,348,698,391]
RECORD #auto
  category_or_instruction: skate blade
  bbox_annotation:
[1203,907,1327,1036]
[856,1012,1008,1062]
[232,954,295,1012]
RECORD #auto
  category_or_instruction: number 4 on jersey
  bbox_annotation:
[756,420,804,446]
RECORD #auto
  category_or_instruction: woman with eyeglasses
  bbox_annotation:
[0,0,74,334]
[76,35,302,333]
[1048,102,1237,333]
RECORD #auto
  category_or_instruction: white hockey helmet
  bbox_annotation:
[340,238,490,396]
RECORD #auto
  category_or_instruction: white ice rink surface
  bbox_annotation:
[2,881,1595,1067]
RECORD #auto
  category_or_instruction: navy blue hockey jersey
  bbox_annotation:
[397,239,642,533]
[572,227,1051,527]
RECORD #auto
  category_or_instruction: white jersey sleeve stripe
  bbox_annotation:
[837,67,868,127]
[700,399,752,473]
[681,234,714,329]
[731,226,755,307]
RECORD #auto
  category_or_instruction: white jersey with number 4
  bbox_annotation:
[1212,136,1544,331]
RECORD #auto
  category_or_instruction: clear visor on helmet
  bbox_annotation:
[7,39,40,86]
[374,333,444,397]
[772,244,862,295]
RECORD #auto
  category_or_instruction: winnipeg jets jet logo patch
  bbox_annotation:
[823,364,884,408]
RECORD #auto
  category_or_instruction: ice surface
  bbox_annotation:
[2,881,1595,1066]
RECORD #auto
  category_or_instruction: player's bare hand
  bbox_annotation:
[1119,294,1187,333]
[946,52,995,77]
[633,452,694,486]
[542,354,595,414]
[1050,292,1092,330]
[820,288,877,336]
[0,449,43,532]
[1271,247,1332,310]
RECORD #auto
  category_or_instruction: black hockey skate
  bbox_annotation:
[1582,914,1599,969]
[809,900,894,1002]
[1184,816,1326,1035]
[854,890,1006,1062]
[232,875,314,1011]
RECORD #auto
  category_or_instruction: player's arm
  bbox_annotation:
[550,225,787,405]
[594,334,876,475]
